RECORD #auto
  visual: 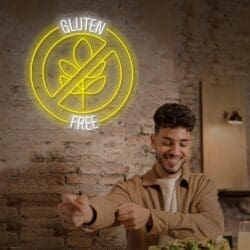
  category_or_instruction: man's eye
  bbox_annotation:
[162,141,171,146]
[180,142,188,147]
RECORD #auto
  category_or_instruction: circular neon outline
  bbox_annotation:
[29,26,135,124]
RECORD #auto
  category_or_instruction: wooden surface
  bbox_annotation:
[201,82,248,190]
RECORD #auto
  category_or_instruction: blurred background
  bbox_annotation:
[0,0,250,249]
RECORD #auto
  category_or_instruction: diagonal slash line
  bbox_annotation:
[52,44,110,104]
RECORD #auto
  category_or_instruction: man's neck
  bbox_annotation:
[155,163,182,179]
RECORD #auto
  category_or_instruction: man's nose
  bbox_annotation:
[169,143,181,155]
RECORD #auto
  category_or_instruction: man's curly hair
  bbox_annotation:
[153,103,196,133]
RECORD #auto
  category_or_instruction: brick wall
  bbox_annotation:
[0,0,249,249]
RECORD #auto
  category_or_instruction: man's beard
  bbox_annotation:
[155,153,186,175]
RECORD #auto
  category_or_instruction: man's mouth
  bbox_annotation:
[163,155,182,166]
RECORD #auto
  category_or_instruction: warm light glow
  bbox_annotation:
[228,120,243,125]
[27,16,137,129]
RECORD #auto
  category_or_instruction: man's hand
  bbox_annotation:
[57,193,94,230]
[117,203,151,230]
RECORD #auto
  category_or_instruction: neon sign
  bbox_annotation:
[27,16,136,131]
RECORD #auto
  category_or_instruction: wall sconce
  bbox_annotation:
[223,111,243,125]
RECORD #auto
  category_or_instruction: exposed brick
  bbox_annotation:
[20,236,65,248]
[140,124,153,135]
[0,223,7,230]
[6,195,22,207]
[124,123,141,136]
[125,135,150,145]
[30,150,65,163]
[20,217,60,228]
[0,169,65,186]
[0,1,250,249]
[0,196,6,206]
[0,207,18,221]
[53,223,68,237]
[7,219,21,231]
[78,164,101,175]
[9,245,32,250]
[66,174,98,185]
[0,232,18,246]
[20,207,58,218]
[7,194,61,207]
[51,164,77,174]
[67,230,96,248]
[102,164,130,175]
[78,163,130,176]
[98,175,125,185]
[20,228,54,241]
[43,174,66,185]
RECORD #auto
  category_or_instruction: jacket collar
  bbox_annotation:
[141,163,190,188]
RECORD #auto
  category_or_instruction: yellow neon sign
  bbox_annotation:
[27,16,137,130]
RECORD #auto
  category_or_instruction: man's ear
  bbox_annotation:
[151,134,157,150]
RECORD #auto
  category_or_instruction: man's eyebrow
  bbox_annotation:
[162,137,173,140]
[162,136,190,141]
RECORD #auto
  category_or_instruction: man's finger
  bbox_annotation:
[118,215,145,225]
[59,208,82,218]
[117,214,132,222]
[58,202,83,217]
[118,203,135,216]
[58,202,63,209]
[118,208,131,216]
[76,196,89,206]
[118,203,133,210]
[61,196,84,212]
[70,199,84,211]
[61,193,78,203]
[120,219,136,227]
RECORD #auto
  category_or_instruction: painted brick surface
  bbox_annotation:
[0,0,250,249]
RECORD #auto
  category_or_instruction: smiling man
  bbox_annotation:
[58,103,224,250]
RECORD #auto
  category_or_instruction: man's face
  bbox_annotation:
[151,127,192,177]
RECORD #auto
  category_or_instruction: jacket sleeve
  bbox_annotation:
[83,179,132,231]
[148,176,224,240]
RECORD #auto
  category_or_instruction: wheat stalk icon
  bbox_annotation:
[58,38,107,110]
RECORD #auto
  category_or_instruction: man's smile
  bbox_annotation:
[162,154,183,165]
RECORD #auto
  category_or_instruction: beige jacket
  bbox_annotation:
[87,164,224,250]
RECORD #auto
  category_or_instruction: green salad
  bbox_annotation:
[148,238,222,250]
